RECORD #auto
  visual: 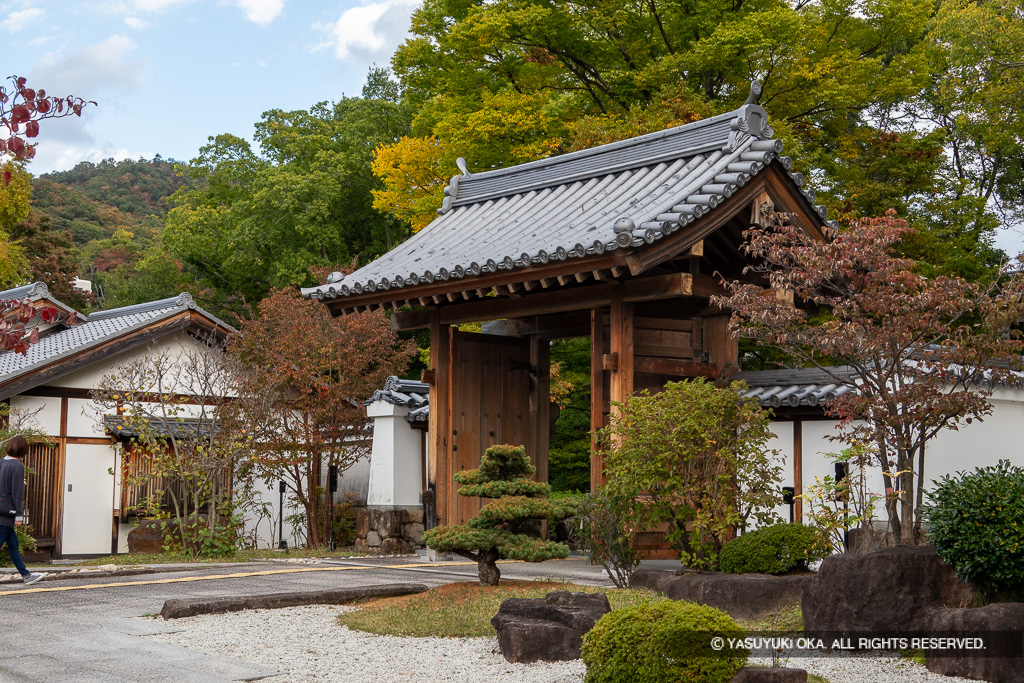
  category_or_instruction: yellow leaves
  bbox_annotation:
[371,135,452,233]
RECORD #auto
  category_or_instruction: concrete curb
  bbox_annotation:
[160,582,430,619]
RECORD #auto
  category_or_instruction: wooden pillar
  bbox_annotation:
[529,335,550,485]
[702,314,738,377]
[428,310,451,526]
[590,309,605,489]
[793,420,803,523]
[608,284,634,436]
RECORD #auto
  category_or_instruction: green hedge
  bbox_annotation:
[582,600,747,683]
[923,460,1024,600]
[719,523,828,575]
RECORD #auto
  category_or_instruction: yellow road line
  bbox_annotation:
[0,555,585,596]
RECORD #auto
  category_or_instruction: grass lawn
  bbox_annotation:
[77,547,365,566]
[337,580,667,637]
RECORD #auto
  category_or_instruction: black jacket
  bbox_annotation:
[0,457,25,529]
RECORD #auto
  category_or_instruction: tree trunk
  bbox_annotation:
[898,450,917,546]
[477,548,501,586]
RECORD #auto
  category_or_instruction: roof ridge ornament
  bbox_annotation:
[744,80,763,106]
[727,83,773,152]
[439,157,473,215]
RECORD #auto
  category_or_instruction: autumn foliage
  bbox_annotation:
[717,211,1024,545]
[229,286,414,548]
[422,444,576,586]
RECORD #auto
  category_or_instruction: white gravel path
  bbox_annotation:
[148,604,976,683]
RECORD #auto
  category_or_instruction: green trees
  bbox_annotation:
[422,444,576,585]
[165,75,413,310]
[597,379,782,569]
[372,0,1021,279]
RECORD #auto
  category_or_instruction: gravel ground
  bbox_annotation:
[149,605,975,683]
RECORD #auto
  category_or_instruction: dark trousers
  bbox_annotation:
[0,525,29,576]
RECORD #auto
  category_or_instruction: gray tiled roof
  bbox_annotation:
[365,376,430,423]
[303,97,831,303]
[0,293,232,383]
[734,367,858,408]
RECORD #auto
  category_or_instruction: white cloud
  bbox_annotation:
[323,0,418,61]
[2,8,45,33]
[124,17,150,29]
[234,0,283,25]
[31,34,146,96]
[32,139,136,175]
[131,0,192,11]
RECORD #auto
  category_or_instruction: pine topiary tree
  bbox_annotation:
[422,444,576,586]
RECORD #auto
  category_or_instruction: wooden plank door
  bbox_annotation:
[447,331,534,525]
[24,442,64,555]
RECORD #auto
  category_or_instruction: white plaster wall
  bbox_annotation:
[239,475,305,549]
[8,395,60,434]
[49,333,215,391]
[62,443,116,555]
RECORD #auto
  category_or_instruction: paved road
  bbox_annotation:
[0,555,618,682]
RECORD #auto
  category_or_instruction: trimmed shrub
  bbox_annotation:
[719,523,829,575]
[581,600,747,683]
[923,460,1024,600]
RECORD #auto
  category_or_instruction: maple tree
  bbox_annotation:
[716,211,1024,546]
[228,284,414,548]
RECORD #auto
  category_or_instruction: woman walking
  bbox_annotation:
[0,435,44,585]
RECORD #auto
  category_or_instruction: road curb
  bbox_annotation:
[160,582,430,619]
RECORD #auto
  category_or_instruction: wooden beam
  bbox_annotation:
[446,292,459,303]
[540,278,557,289]
[633,356,716,378]
[575,272,591,284]
[523,281,538,291]
[593,270,612,281]
[391,273,725,331]
[557,275,573,286]
[794,420,803,523]
[611,267,627,278]
[602,353,619,371]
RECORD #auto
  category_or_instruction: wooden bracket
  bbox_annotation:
[602,352,619,372]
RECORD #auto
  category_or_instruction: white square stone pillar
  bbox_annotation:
[366,399,423,507]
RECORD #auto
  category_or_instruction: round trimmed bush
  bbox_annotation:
[581,600,747,683]
[923,460,1024,600]
[719,523,829,575]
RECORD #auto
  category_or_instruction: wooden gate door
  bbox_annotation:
[24,442,64,556]
[447,331,534,525]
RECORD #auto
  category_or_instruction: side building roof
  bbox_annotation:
[0,293,234,400]
[303,84,832,308]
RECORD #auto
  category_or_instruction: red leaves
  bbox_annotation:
[0,75,96,163]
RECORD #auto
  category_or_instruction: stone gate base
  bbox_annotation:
[354,506,425,554]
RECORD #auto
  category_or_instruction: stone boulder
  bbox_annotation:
[491,591,611,663]
[924,603,1024,683]
[631,569,809,621]
[731,667,808,683]
[802,546,977,637]
[127,520,166,554]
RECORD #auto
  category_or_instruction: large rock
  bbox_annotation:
[802,546,977,637]
[127,520,165,554]
[379,537,412,554]
[491,591,611,663]
[631,569,809,621]
[924,603,1024,683]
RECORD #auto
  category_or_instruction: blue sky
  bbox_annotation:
[4,0,1023,255]
[3,0,417,173]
